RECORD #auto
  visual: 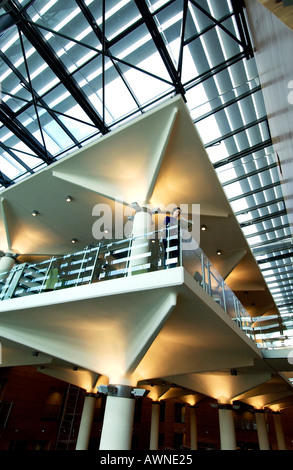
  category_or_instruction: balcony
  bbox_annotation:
[0,226,265,350]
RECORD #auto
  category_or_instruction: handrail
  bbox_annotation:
[0,227,268,348]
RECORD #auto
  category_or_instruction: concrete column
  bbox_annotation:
[149,401,160,450]
[217,404,237,450]
[273,412,286,450]
[75,393,97,450]
[0,253,16,280]
[98,385,146,450]
[255,410,270,450]
[129,208,153,274]
[189,406,198,450]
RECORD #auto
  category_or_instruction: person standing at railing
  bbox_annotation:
[163,206,181,268]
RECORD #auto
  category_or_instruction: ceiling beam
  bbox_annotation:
[240,209,287,228]
[0,50,81,149]
[0,101,54,165]
[228,181,281,203]
[6,0,109,135]
[213,139,273,169]
[205,117,269,148]
[257,252,293,265]
[134,0,186,99]
[75,0,142,112]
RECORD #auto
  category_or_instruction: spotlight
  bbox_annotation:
[66,195,73,202]
[201,225,207,231]
[217,249,222,255]
[71,238,78,244]
[32,210,39,216]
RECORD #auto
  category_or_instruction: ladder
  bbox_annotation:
[55,384,81,450]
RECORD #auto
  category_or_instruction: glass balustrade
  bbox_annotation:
[0,226,262,347]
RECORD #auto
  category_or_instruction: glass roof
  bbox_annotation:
[0,0,292,349]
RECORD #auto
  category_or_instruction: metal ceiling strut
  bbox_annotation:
[0,101,54,164]
[75,0,142,112]
[5,0,109,135]
[134,0,186,99]
[0,50,82,149]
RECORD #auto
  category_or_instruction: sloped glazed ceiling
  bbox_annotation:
[0,0,292,347]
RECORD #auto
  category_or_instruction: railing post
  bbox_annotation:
[76,247,88,286]
[179,228,183,267]
[201,253,206,291]
[3,264,27,299]
[40,257,55,293]
[206,259,211,296]
[222,279,227,313]
[89,246,101,284]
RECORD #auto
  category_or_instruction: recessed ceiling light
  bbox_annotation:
[217,249,222,255]
[66,195,73,202]
[201,225,207,231]
[71,238,78,244]
[32,210,39,216]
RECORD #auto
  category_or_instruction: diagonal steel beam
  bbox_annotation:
[230,0,254,59]
[0,50,81,149]
[213,139,273,169]
[134,0,186,99]
[239,208,287,228]
[6,0,109,135]
[205,117,269,148]
[0,170,12,188]
[0,101,54,164]
[228,180,281,203]
[257,251,293,265]
[189,0,244,48]
[75,0,142,112]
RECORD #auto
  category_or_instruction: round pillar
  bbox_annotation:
[99,385,144,450]
[129,208,153,275]
[0,253,16,280]
[189,406,198,450]
[132,209,153,237]
[255,410,270,450]
[273,412,286,450]
[149,401,160,450]
[217,404,237,450]
[75,393,97,450]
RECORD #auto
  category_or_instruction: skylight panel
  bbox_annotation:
[0,155,22,179]
[195,115,222,146]
[223,180,243,199]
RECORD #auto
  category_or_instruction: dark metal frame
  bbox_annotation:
[0,0,258,186]
[0,0,292,337]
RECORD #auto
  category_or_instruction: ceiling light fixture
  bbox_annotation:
[66,195,73,202]
[32,210,39,216]
[217,250,222,255]
[201,225,207,231]
[71,238,78,244]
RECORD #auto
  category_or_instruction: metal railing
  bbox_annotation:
[0,227,262,347]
